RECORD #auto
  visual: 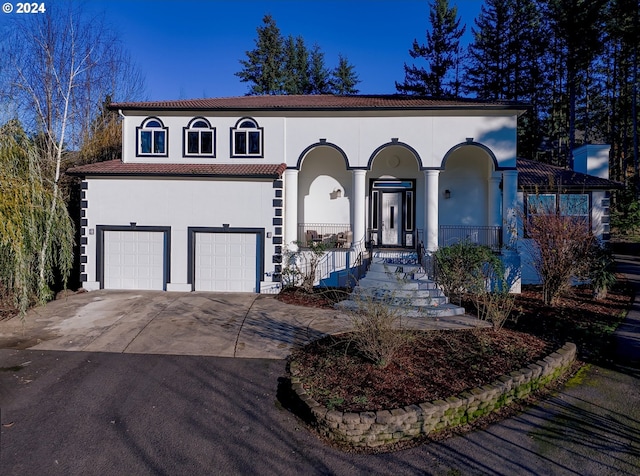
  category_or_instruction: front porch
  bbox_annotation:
[297,223,503,253]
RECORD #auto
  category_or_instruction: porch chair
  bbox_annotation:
[305,229,321,246]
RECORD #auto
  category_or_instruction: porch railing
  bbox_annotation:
[298,223,352,248]
[439,225,502,252]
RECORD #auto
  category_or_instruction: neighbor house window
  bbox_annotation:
[137,117,168,156]
[184,117,215,157]
[231,117,263,157]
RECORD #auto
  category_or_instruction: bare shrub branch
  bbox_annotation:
[520,191,596,305]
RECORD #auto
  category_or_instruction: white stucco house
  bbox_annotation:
[66,95,618,293]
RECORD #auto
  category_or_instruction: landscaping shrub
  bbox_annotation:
[434,241,517,330]
[587,242,617,300]
[349,291,411,369]
[281,241,327,292]
[472,281,518,331]
[433,240,503,304]
[520,193,596,305]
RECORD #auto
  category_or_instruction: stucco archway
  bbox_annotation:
[438,143,501,248]
[297,145,352,245]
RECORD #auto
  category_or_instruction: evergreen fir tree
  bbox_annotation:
[236,15,285,95]
[237,15,360,96]
[546,0,606,167]
[309,44,332,94]
[465,0,513,100]
[331,55,360,95]
[282,35,311,94]
[396,0,465,97]
[600,0,640,186]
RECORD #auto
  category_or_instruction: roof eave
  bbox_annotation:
[65,171,283,179]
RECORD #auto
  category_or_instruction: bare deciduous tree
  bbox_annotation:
[0,3,144,307]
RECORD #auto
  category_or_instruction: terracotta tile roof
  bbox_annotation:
[111,94,527,112]
[66,160,287,179]
[517,158,622,190]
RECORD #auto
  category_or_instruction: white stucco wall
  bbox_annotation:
[121,111,519,169]
[439,150,492,227]
[82,177,279,290]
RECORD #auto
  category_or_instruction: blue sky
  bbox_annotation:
[20,0,486,100]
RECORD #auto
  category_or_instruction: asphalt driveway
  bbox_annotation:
[1,346,639,475]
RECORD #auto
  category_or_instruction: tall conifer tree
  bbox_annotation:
[465,0,513,100]
[237,15,360,96]
[283,35,311,94]
[546,0,606,167]
[331,55,360,95]
[236,15,286,95]
[309,44,332,94]
[396,0,466,97]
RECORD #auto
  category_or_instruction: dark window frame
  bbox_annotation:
[183,117,216,158]
[136,117,168,157]
[230,117,264,158]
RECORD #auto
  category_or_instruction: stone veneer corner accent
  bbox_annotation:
[289,341,577,449]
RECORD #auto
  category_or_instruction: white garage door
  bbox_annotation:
[195,233,257,292]
[103,231,165,290]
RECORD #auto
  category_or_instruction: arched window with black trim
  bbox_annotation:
[137,117,168,156]
[184,117,215,157]
[231,117,263,157]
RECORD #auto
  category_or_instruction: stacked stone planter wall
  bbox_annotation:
[289,342,577,449]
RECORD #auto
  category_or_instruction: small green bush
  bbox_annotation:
[433,240,503,305]
[587,242,617,300]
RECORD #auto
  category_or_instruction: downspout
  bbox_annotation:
[119,109,125,161]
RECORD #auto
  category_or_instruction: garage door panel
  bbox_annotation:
[195,232,258,292]
[104,231,165,290]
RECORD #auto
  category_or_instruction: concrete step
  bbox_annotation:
[353,287,445,300]
[335,248,465,318]
[357,275,439,291]
[367,262,424,275]
[336,299,466,318]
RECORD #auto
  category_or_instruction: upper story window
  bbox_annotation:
[184,117,215,157]
[231,117,263,157]
[137,117,168,156]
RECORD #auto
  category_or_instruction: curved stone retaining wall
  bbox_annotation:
[289,342,577,449]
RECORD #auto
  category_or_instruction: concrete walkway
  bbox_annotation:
[0,289,485,359]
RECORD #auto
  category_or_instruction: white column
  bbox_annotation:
[502,170,518,249]
[424,170,440,252]
[284,168,299,250]
[352,169,367,247]
[488,172,502,227]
